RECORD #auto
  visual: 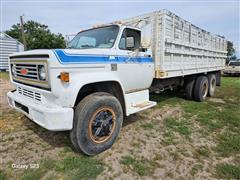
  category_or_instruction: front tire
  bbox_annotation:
[193,76,209,102]
[70,92,123,155]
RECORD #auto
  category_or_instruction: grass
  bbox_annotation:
[20,156,104,180]
[0,72,10,80]
[216,163,240,179]
[191,164,203,176]
[163,130,176,145]
[194,147,210,158]
[165,118,191,136]
[151,77,240,176]
[120,156,154,176]
[21,159,56,180]
[55,156,104,179]
[0,170,6,180]
[216,130,240,156]
[1,75,239,179]
[140,122,154,130]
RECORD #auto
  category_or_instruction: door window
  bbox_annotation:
[119,28,141,51]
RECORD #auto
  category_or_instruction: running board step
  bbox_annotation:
[128,101,157,115]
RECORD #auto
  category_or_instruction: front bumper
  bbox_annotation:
[7,90,73,131]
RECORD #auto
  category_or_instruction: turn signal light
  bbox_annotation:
[60,72,69,82]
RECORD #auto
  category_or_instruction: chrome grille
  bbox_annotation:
[13,63,39,80]
[18,87,42,101]
[9,57,50,89]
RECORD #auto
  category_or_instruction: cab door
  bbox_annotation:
[115,28,154,93]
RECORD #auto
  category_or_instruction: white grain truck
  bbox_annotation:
[7,10,227,155]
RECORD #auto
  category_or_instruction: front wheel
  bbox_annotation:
[70,92,123,156]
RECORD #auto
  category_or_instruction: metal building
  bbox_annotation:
[0,32,24,71]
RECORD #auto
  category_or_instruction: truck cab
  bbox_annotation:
[7,24,156,155]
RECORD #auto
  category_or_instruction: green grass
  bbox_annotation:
[216,163,240,179]
[162,130,176,145]
[55,156,104,179]
[151,77,240,170]
[20,156,104,180]
[216,131,240,157]
[120,156,154,176]
[140,122,154,130]
[182,101,224,131]
[165,118,191,136]
[0,72,10,80]
[21,159,56,180]
[0,170,6,180]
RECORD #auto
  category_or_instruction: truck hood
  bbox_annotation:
[9,48,152,67]
[9,48,115,58]
[9,48,117,67]
[9,49,54,58]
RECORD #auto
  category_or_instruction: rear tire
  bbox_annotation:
[193,76,209,102]
[70,92,123,155]
[207,74,216,97]
[185,78,195,100]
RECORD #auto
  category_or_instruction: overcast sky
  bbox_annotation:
[1,0,239,57]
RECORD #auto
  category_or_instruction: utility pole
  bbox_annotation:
[20,15,27,50]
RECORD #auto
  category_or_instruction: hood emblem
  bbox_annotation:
[20,68,28,75]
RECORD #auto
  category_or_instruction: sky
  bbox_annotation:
[1,0,240,57]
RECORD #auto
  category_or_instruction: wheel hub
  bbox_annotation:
[89,107,116,143]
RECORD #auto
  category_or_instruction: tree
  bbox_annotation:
[5,20,66,50]
[226,41,236,64]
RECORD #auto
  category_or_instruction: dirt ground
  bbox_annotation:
[0,76,239,179]
[0,79,70,176]
[0,78,14,110]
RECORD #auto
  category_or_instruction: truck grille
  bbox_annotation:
[12,63,39,80]
[18,87,42,102]
[9,55,50,90]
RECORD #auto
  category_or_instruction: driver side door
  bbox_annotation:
[115,28,154,93]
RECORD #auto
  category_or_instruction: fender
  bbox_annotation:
[50,68,126,108]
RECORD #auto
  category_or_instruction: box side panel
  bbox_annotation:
[117,10,227,79]
[155,10,227,78]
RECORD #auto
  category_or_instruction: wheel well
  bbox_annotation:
[74,81,126,114]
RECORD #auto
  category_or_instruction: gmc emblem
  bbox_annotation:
[20,68,28,75]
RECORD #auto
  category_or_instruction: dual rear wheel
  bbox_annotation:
[185,74,216,102]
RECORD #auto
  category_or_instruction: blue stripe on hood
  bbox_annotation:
[53,49,153,64]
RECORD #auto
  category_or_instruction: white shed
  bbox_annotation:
[0,32,24,71]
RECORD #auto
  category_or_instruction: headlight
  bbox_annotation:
[11,64,16,77]
[38,65,46,80]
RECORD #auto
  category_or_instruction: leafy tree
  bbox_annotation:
[226,41,236,63]
[5,20,66,50]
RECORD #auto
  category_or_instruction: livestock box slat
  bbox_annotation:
[119,9,227,79]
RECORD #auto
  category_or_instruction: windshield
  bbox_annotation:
[229,62,240,66]
[67,25,119,49]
